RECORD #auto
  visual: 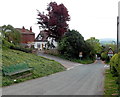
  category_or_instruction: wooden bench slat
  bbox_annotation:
[4,68,33,76]
[2,63,33,76]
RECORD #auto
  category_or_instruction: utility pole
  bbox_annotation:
[118,2,120,53]
[117,16,119,53]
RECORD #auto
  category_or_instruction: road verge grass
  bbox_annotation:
[57,55,94,64]
[44,50,94,64]
[104,69,119,95]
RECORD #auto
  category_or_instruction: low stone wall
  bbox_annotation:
[44,49,59,56]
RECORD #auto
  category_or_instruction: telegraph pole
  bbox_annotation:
[117,16,119,53]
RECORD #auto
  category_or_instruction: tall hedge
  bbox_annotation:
[110,52,120,94]
[110,53,119,76]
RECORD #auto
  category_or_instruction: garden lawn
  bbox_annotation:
[104,69,119,95]
[2,48,65,86]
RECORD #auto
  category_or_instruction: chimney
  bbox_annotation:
[22,26,25,32]
[30,26,32,32]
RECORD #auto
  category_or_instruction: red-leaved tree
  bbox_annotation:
[37,2,70,41]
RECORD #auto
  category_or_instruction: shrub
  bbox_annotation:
[10,45,32,53]
[101,52,108,61]
[110,52,120,94]
[2,39,14,49]
[110,54,119,76]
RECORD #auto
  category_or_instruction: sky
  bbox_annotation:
[0,0,120,40]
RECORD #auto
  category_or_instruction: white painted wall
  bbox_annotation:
[34,41,47,50]
[34,37,58,50]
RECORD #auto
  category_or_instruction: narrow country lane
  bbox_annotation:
[2,58,105,95]
[37,52,83,69]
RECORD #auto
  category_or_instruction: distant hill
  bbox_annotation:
[99,38,117,45]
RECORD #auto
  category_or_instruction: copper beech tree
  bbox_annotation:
[37,2,70,41]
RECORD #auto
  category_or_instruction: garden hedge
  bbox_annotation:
[110,52,120,94]
[110,53,120,76]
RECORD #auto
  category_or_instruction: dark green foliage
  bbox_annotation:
[58,30,85,58]
[10,45,32,53]
[2,39,14,48]
[101,52,109,61]
[82,41,94,60]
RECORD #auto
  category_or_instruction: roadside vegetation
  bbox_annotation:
[37,2,104,64]
[1,48,65,86]
[104,69,119,95]
[57,30,100,64]
[104,52,120,95]
[101,43,117,64]
[0,25,65,87]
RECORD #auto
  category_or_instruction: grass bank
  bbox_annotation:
[1,48,65,86]
[104,69,119,95]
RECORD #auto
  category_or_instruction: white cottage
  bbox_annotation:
[34,31,58,50]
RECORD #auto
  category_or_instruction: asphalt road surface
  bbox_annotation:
[2,60,105,95]
[37,52,83,69]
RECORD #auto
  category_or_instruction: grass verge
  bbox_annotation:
[104,69,119,95]
[57,55,94,64]
[1,48,65,87]
[68,58,94,64]
[44,49,94,64]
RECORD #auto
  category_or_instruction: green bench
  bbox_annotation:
[2,63,33,76]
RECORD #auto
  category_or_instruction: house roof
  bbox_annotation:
[35,30,48,41]
[16,28,35,35]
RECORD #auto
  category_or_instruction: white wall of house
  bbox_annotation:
[34,42,47,50]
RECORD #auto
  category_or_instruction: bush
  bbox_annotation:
[101,52,110,63]
[110,52,120,94]
[2,39,14,48]
[110,54,119,76]
[10,45,32,53]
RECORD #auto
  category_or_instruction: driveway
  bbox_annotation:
[2,60,105,95]
[37,52,83,69]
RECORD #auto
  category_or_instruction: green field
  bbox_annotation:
[1,48,65,86]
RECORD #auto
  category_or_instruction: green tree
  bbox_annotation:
[58,30,85,58]
[82,41,94,59]
[1,25,21,45]
[101,51,108,61]
[86,37,102,56]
